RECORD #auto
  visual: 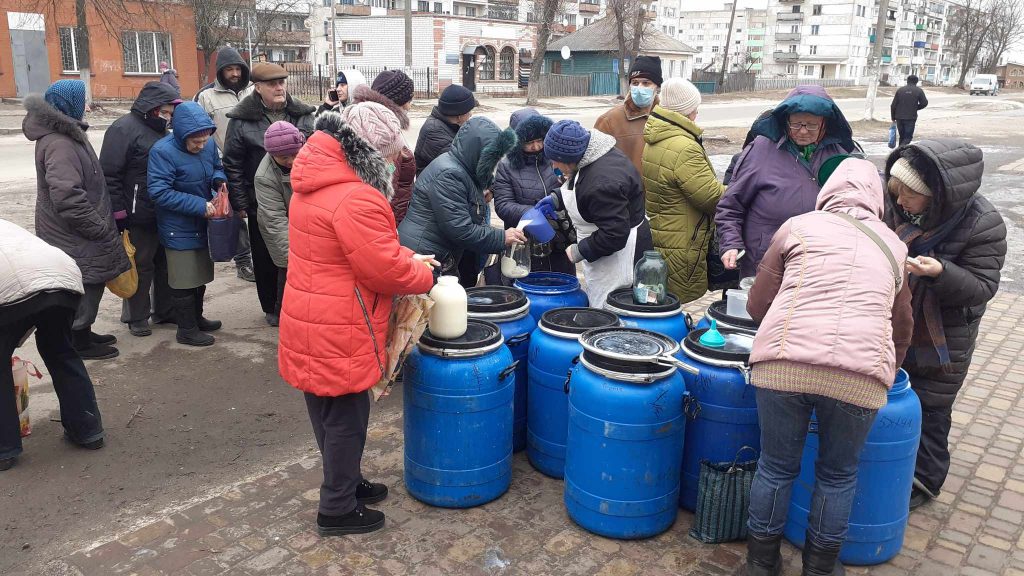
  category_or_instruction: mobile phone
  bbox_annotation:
[328,89,339,101]
[906,256,921,266]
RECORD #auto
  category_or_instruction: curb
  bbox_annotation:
[0,123,112,136]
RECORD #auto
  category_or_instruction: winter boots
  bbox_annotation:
[801,538,845,576]
[173,289,216,347]
[195,286,222,332]
[72,329,119,360]
[743,532,783,576]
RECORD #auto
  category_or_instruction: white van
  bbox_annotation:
[970,74,1000,96]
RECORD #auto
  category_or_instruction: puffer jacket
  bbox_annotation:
[23,95,130,285]
[254,154,292,268]
[195,47,255,152]
[0,218,84,307]
[350,84,416,224]
[883,139,1007,407]
[594,93,658,178]
[747,159,914,408]
[641,106,726,303]
[399,117,517,268]
[147,102,225,251]
[100,82,180,226]
[279,113,434,397]
[414,106,460,175]
[493,111,561,229]
[223,92,315,215]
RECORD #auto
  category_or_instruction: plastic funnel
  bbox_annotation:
[518,207,555,243]
[699,319,727,348]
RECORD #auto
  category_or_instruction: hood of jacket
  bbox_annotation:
[508,112,553,169]
[292,112,394,199]
[22,94,88,144]
[215,47,251,90]
[884,139,984,230]
[171,101,217,148]
[816,158,886,220]
[449,116,518,190]
[351,84,410,129]
[131,82,180,116]
[577,129,617,171]
[643,105,702,146]
[228,91,317,122]
[510,107,539,129]
[342,69,368,106]
[752,85,854,152]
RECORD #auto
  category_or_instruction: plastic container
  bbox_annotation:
[517,207,556,243]
[633,250,669,305]
[726,289,751,320]
[604,287,691,342]
[501,243,531,279]
[515,272,589,323]
[428,276,468,339]
[466,286,536,453]
[784,369,922,565]
[527,307,621,477]
[695,299,760,336]
[403,319,517,508]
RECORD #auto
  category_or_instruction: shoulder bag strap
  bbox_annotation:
[831,212,901,290]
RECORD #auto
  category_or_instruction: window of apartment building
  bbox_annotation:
[809,45,818,54]
[804,65,815,76]
[792,5,800,13]
[567,14,576,25]
[283,49,298,61]
[323,21,330,37]
[433,2,442,13]
[669,26,675,35]
[664,7,674,17]
[696,46,703,52]
[228,11,245,28]
[856,5,866,17]
[786,64,796,74]
[499,46,515,80]
[789,44,797,52]
[478,46,496,80]
[121,31,172,74]
[712,46,719,53]
[322,0,331,6]
[417,1,429,11]
[790,25,799,33]
[465,6,476,16]
[342,41,362,55]
[811,25,819,35]
[58,27,84,73]
[812,5,822,15]
[583,17,592,26]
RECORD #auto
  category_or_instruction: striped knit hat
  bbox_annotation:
[341,102,404,160]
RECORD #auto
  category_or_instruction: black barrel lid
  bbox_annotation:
[605,287,681,314]
[466,286,528,314]
[683,327,754,363]
[579,327,679,377]
[707,299,760,331]
[540,307,620,335]
[420,319,503,351]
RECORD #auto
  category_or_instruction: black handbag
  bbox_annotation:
[689,446,759,544]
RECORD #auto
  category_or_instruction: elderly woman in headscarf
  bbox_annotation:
[715,85,856,278]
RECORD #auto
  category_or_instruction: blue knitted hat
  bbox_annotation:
[45,79,86,121]
[544,119,590,164]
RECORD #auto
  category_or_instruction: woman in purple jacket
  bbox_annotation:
[715,85,855,278]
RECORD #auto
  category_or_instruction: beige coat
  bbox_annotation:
[594,93,657,179]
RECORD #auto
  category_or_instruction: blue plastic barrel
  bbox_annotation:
[677,327,760,511]
[784,369,922,565]
[514,272,588,323]
[564,327,689,539]
[403,319,517,508]
[604,287,691,342]
[467,286,536,453]
[527,307,620,478]
[694,299,759,336]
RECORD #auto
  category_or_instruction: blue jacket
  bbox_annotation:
[148,102,225,250]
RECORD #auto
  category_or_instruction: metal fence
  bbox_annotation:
[534,74,591,97]
[754,77,861,91]
[688,71,864,94]
[283,64,438,102]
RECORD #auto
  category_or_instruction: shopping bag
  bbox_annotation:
[208,215,241,262]
[12,357,42,438]
[689,446,759,544]
[106,230,139,298]
[210,184,232,219]
[370,294,434,401]
[888,123,898,149]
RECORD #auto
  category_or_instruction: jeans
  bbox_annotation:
[1,304,104,459]
[896,119,917,148]
[747,388,877,548]
[233,224,251,267]
[72,283,105,331]
[120,224,172,324]
[305,391,370,515]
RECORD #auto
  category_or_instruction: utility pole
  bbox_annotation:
[718,0,739,87]
[331,3,339,76]
[864,0,891,121]
[405,0,413,67]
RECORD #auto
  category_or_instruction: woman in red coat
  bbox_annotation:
[279,103,435,536]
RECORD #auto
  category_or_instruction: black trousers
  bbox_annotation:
[246,213,280,315]
[304,390,370,515]
[896,119,917,148]
[457,251,481,289]
[121,224,172,324]
[276,267,287,316]
[914,390,957,495]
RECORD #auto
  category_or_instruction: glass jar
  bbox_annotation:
[501,243,532,279]
[633,250,669,305]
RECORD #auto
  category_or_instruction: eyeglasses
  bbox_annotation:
[788,122,822,132]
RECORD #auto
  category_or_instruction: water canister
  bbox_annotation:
[514,272,589,323]
[694,299,760,336]
[466,286,536,453]
[527,307,621,478]
[604,287,692,342]
[403,319,517,508]
[428,275,468,339]
[783,369,922,565]
[564,327,696,539]
[678,327,760,511]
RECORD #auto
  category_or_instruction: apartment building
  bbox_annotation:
[678,5,769,73]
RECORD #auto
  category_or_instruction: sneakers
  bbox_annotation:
[72,329,119,360]
[317,505,385,536]
[0,457,14,471]
[356,480,389,505]
[129,320,152,337]
[265,313,280,327]
[237,262,256,282]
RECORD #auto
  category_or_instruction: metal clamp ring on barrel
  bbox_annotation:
[604,303,685,319]
[416,335,506,358]
[680,347,751,385]
[540,323,596,340]
[467,302,531,322]
[578,354,676,384]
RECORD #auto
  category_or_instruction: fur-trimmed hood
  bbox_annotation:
[351,84,409,130]
[450,116,518,190]
[228,91,317,122]
[292,111,394,199]
[23,94,89,144]
[508,112,554,169]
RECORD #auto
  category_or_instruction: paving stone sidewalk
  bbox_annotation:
[58,291,1024,576]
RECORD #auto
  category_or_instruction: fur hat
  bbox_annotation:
[264,121,305,157]
[890,157,933,196]
[660,78,702,116]
[340,102,404,160]
[509,111,554,168]
[372,70,415,107]
[544,120,591,165]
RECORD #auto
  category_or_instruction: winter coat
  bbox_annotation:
[715,85,855,278]
[196,47,255,152]
[350,84,416,224]
[147,102,226,251]
[883,139,1007,408]
[23,94,130,285]
[594,93,658,179]
[399,117,518,268]
[100,82,180,227]
[279,114,434,397]
[891,84,928,121]
[223,93,315,215]
[414,106,460,175]
[159,69,180,97]
[641,106,726,303]
[0,218,84,307]
[254,154,293,268]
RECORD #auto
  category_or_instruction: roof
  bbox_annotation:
[548,18,697,55]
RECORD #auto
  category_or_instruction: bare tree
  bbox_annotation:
[946,0,997,87]
[525,0,568,106]
[863,0,890,121]
[979,0,1024,72]
[608,0,652,94]
[193,0,248,83]
[250,0,314,61]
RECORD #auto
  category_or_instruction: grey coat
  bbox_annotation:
[255,154,293,268]
[23,95,129,285]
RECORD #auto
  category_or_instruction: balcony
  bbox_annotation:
[777,12,804,21]
[335,4,371,15]
[579,1,600,13]
[747,39,765,47]
[778,0,802,3]
[774,51,800,62]
[882,55,892,63]
[776,32,801,42]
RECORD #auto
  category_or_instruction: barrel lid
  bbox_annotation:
[540,307,620,336]
[466,286,529,315]
[579,327,679,378]
[605,287,682,315]
[420,319,503,353]
[514,272,581,293]
[683,327,754,363]
[706,299,760,331]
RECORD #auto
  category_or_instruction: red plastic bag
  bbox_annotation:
[211,183,232,219]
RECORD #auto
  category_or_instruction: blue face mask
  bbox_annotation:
[630,85,655,108]
[553,167,563,178]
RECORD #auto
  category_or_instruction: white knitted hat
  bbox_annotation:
[660,78,702,116]
[890,157,933,197]
[340,102,404,160]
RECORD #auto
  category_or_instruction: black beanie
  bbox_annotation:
[437,84,477,116]
[629,56,663,87]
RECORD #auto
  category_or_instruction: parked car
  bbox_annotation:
[969,74,1000,96]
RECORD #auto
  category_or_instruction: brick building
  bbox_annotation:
[997,62,1024,89]
[0,0,199,100]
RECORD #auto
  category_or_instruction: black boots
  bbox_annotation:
[195,286,222,332]
[317,505,385,536]
[173,290,215,347]
[72,329,119,360]
[129,320,152,337]
[802,538,845,576]
[744,532,783,576]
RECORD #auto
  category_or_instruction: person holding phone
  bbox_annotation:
[317,70,367,115]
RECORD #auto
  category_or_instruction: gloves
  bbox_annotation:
[535,193,560,217]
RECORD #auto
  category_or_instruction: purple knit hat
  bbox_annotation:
[264,121,305,156]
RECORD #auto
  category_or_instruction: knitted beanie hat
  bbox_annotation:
[629,56,664,87]
[341,102,404,160]
[544,120,591,165]
[660,78,702,116]
[372,70,415,107]
[336,72,347,86]
[264,121,305,157]
[45,79,86,121]
[437,84,477,116]
[890,157,933,197]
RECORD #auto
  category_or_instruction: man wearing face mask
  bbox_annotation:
[595,55,663,179]
[100,81,182,338]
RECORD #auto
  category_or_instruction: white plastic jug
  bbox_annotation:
[428,276,468,339]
